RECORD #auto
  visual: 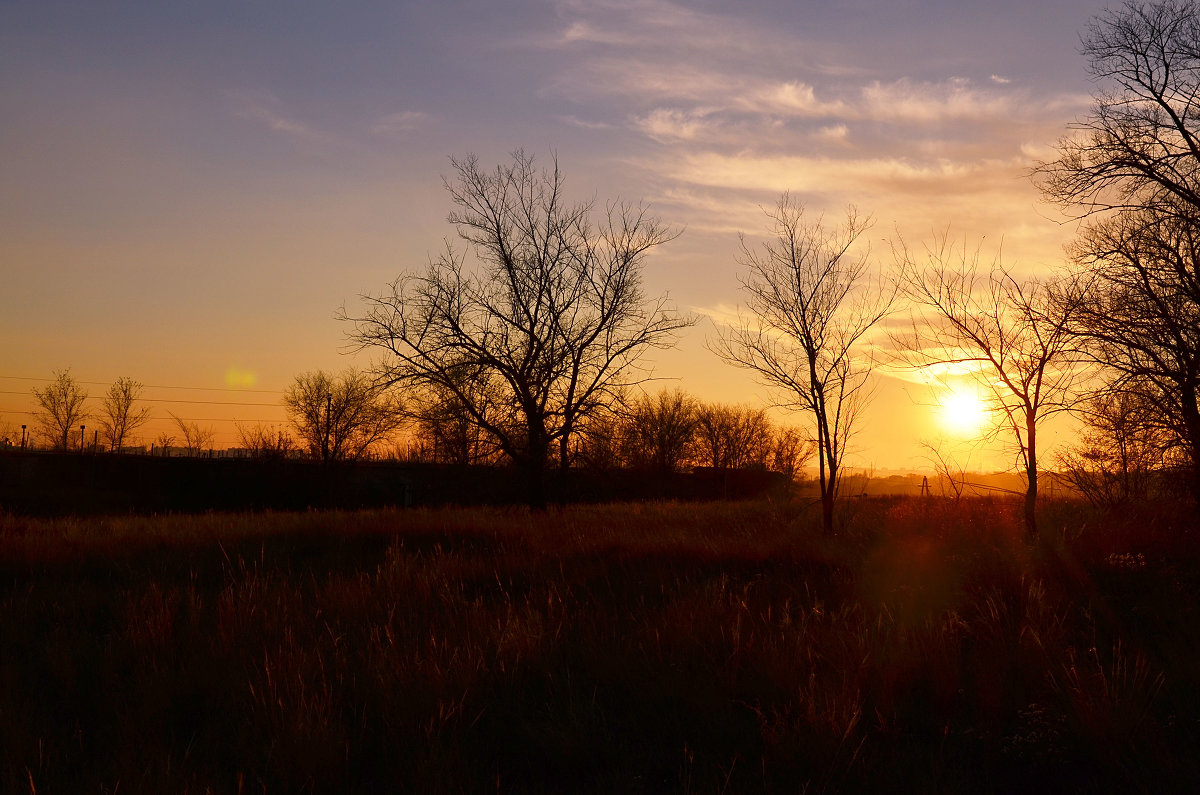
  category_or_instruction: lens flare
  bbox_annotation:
[225,368,258,389]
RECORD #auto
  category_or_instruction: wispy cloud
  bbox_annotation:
[859,77,1019,123]
[556,114,614,130]
[814,124,850,145]
[692,300,743,329]
[546,0,748,53]
[651,152,1008,197]
[225,89,329,142]
[632,107,720,142]
[369,110,432,137]
[736,81,851,118]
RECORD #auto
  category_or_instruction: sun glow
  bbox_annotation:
[938,385,989,438]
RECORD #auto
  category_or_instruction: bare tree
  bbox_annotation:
[31,369,90,450]
[769,425,814,482]
[620,388,699,473]
[1055,387,1173,506]
[342,151,692,507]
[153,431,176,455]
[170,414,215,456]
[693,403,773,470]
[1036,1,1200,218]
[235,423,298,459]
[896,237,1079,537]
[283,369,406,464]
[406,365,506,466]
[98,376,151,451]
[1035,1,1200,504]
[1067,207,1200,501]
[574,410,625,471]
[711,195,891,534]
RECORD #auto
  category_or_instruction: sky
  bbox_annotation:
[1,0,1110,470]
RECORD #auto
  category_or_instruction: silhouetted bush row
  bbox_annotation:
[0,450,787,516]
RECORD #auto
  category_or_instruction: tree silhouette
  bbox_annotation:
[1055,387,1173,506]
[1067,207,1200,502]
[343,151,691,507]
[235,423,298,459]
[170,414,215,457]
[620,388,699,473]
[712,195,891,534]
[1037,1,1200,218]
[31,369,89,451]
[98,376,151,451]
[693,403,773,470]
[896,237,1079,538]
[282,369,405,464]
[406,370,507,466]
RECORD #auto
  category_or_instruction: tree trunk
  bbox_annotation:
[815,428,835,536]
[821,487,835,536]
[1024,414,1038,540]
[820,444,836,536]
[559,434,569,472]
[1182,385,1200,507]
[524,430,550,510]
[525,459,547,510]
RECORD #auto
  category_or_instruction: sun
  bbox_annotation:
[938,385,989,437]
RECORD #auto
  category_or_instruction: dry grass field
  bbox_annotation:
[1,496,1198,793]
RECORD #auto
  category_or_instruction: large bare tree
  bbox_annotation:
[31,369,90,450]
[711,195,892,534]
[98,376,151,451]
[343,151,691,507]
[1034,0,1200,506]
[1036,1,1200,218]
[1068,208,1200,502]
[283,369,405,464]
[896,238,1080,537]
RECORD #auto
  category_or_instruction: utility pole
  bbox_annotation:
[20,425,26,450]
[80,425,85,454]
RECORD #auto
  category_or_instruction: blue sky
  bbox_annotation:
[1,0,1107,465]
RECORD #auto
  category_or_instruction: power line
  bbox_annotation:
[0,408,285,424]
[0,390,281,407]
[150,417,289,424]
[0,375,283,395]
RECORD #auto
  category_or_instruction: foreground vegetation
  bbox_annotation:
[1,497,1198,793]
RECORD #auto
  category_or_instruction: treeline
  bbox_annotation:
[7,373,809,481]
[405,387,810,480]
